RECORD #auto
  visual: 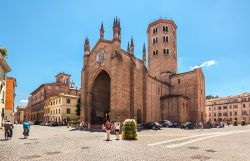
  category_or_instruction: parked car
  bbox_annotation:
[211,122,218,128]
[40,121,46,126]
[137,124,143,131]
[58,122,64,126]
[241,120,247,126]
[45,121,51,126]
[181,122,196,130]
[159,120,172,127]
[218,122,224,128]
[197,122,204,129]
[141,122,162,130]
[203,122,212,129]
[170,121,179,127]
[51,121,59,126]
[48,121,55,126]
[33,121,39,125]
[159,120,178,128]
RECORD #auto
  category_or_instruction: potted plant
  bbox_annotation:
[122,119,137,140]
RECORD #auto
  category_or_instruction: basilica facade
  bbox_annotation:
[80,18,205,128]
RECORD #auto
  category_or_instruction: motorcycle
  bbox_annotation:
[23,129,29,139]
[5,129,12,140]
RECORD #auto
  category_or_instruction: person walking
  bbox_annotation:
[79,121,84,130]
[115,122,120,140]
[104,120,112,141]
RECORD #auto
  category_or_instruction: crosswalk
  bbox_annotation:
[148,129,250,148]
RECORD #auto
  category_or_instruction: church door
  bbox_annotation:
[91,70,111,124]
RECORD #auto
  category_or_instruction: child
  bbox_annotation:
[115,122,120,140]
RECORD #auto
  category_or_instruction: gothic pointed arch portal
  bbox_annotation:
[91,70,111,124]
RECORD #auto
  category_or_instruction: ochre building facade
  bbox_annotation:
[80,18,205,128]
[29,73,78,123]
[44,94,79,123]
[5,77,16,122]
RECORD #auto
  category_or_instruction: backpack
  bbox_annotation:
[105,123,112,130]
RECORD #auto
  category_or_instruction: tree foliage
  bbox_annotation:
[0,48,8,57]
[76,96,81,116]
[206,95,219,100]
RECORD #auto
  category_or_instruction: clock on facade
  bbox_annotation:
[96,49,105,63]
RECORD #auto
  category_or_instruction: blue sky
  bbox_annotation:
[0,0,250,107]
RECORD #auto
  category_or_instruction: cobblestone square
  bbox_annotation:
[1,125,250,161]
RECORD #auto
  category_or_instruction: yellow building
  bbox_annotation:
[44,94,79,123]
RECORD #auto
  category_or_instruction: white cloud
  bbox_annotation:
[191,60,216,69]
[20,100,28,103]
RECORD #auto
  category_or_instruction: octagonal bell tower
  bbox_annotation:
[147,19,177,82]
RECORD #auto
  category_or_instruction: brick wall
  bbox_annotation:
[148,20,177,80]
[170,68,205,122]
[161,95,189,124]
[146,76,169,122]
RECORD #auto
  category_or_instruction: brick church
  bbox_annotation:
[80,18,205,128]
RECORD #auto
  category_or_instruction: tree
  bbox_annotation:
[206,95,219,100]
[76,96,81,117]
[0,48,8,57]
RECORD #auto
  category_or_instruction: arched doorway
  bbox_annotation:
[91,70,111,124]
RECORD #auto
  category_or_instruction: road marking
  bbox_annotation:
[148,132,223,146]
[148,130,250,148]
[166,130,250,148]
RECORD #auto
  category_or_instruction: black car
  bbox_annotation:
[170,121,179,127]
[203,122,212,129]
[142,122,162,130]
[40,121,46,126]
[159,120,178,128]
[58,122,64,126]
[45,121,52,126]
[51,122,59,126]
[159,120,172,127]
[181,122,196,130]
[48,121,59,126]
[33,121,39,125]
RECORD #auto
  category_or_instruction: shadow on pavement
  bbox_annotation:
[69,128,79,131]
[69,128,104,133]
[0,139,7,141]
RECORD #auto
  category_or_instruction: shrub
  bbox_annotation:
[122,119,137,140]
[68,120,80,126]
